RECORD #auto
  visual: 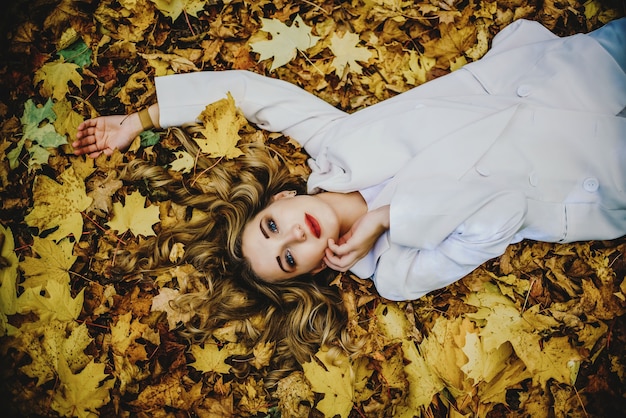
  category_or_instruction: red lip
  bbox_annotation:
[305,213,321,239]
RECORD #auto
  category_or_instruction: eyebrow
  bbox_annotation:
[260,219,288,273]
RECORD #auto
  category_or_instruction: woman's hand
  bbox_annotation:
[72,114,143,158]
[324,205,390,272]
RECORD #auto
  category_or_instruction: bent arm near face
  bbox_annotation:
[374,188,527,301]
[155,70,348,156]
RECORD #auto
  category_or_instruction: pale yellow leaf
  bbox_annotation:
[169,150,195,173]
[250,15,320,71]
[151,287,191,330]
[329,32,373,76]
[0,223,19,335]
[33,60,83,101]
[375,303,443,412]
[194,93,246,159]
[25,167,92,241]
[106,190,160,237]
[50,356,113,418]
[19,236,77,289]
[189,342,247,374]
[302,349,353,418]
[16,280,84,322]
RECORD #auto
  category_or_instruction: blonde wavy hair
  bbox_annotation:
[112,126,358,387]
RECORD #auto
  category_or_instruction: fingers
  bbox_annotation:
[73,141,103,157]
[75,119,98,139]
[324,247,356,272]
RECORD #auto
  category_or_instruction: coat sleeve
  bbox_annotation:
[371,182,527,301]
[154,70,347,157]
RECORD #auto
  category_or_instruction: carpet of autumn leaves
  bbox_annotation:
[1,0,626,417]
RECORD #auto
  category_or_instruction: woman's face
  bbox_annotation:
[241,191,340,282]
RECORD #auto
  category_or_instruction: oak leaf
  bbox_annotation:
[250,15,320,71]
[19,236,77,289]
[194,93,246,159]
[106,190,160,237]
[25,167,93,241]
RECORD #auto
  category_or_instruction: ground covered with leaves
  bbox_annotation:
[1,0,626,417]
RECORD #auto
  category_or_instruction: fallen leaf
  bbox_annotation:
[250,15,320,71]
[302,349,353,418]
[25,167,93,241]
[329,32,373,76]
[194,93,246,159]
[106,190,160,236]
[19,236,77,289]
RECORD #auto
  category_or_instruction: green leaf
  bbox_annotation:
[21,99,67,148]
[140,130,161,147]
[57,39,92,68]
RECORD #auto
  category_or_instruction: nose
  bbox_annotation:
[287,224,306,243]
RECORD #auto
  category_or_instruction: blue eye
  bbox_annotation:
[285,250,296,267]
[267,219,278,233]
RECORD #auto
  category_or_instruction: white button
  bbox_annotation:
[583,177,599,192]
[517,85,532,97]
[475,164,490,176]
[528,171,538,187]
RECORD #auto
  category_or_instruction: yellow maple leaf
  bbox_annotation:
[151,0,205,21]
[19,236,77,289]
[250,15,320,71]
[194,93,246,159]
[52,98,83,141]
[189,342,247,374]
[33,59,82,101]
[50,356,113,418]
[422,23,477,69]
[106,190,160,237]
[17,320,92,386]
[375,303,443,413]
[465,286,579,387]
[329,32,373,76]
[403,50,436,86]
[419,316,471,399]
[25,167,93,242]
[0,223,19,336]
[16,280,84,323]
[301,349,353,418]
[459,318,513,385]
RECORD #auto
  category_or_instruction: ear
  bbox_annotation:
[272,190,297,201]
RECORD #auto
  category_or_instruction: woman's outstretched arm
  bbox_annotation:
[73,104,160,158]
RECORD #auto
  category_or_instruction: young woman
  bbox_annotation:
[74,18,626,303]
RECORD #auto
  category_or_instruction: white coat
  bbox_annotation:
[155,19,626,301]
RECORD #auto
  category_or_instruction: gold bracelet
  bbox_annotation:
[138,108,154,131]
